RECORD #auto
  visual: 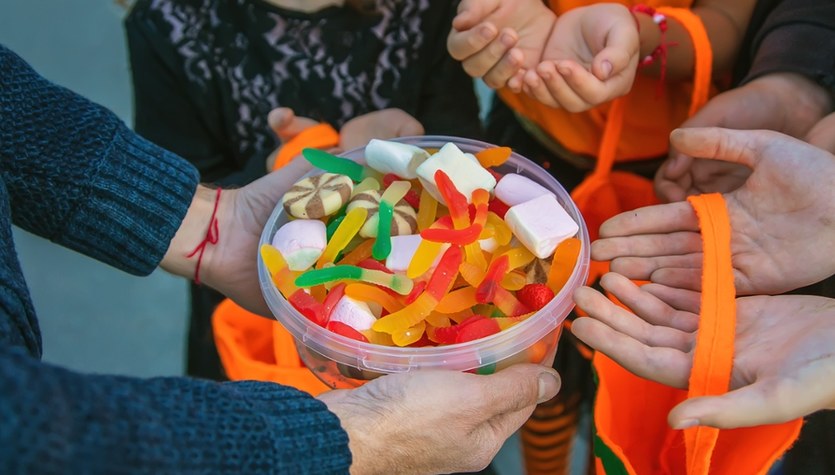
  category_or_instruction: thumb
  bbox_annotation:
[268,107,295,134]
[395,117,425,137]
[669,127,768,169]
[668,380,805,430]
[592,23,637,81]
[481,365,562,414]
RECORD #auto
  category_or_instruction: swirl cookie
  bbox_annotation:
[347,190,417,238]
[282,173,353,219]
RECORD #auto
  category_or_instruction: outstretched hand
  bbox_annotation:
[521,4,639,111]
[319,364,561,475]
[593,127,835,295]
[572,273,835,429]
[655,73,832,202]
[447,0,556,90]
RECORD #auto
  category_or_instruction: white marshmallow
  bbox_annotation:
[385,234,449,272]
[416,143,497,204]
[329,296,377,331]
[504,194,579,259]
[494,173,554,206]
[272,219,327,271]
[478,236,499,253]
[364,139,430,179]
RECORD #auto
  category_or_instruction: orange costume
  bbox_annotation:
[499,2,801,474]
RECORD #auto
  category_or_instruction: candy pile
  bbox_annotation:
[262,139,582,347]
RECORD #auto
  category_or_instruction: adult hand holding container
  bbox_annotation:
[259,136,590,389]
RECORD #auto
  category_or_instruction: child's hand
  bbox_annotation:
[339,108,424,152]
[447,0,556,91]
[265,107,321,171]
[573,273,835,429]
[522,4,639,111]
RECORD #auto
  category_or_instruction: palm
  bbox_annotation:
[573,274,835,427]
[597,129,835,295]
[541,8,599,68]
[206,158,312,316]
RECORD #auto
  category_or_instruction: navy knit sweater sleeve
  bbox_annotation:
[0,45,351,474]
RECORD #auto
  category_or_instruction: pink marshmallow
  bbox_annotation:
[494,173,554,207]
[272,219,327,271]
[329,296,377,331]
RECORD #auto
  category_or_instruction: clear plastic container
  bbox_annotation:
[258,136,590,389]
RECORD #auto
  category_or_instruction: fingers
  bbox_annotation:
[585,274,693,351]
[597,202,699,238]
[608,253,702,281]
[649,267,703,292]
[268,107,320,142]
[448,21,498,62]
[591,21,637,82]
[452,0,501,31]
[455,28,524,89]
[641,283,701,319]
[669,127,774,169]
[593,231,702,262]
[598,273,698,336]
[569,310,692,389]
[654,155,693,203]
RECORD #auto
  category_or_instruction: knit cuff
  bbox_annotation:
[58,126,199,276]
[235,382,353,472]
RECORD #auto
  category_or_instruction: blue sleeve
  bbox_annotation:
[0,346,351,474]
[0,44,199,275]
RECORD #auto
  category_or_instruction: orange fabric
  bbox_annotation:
[272,123,340,171]
[213,298,330,396]
[684,194,735,474]
[592,194,802,475]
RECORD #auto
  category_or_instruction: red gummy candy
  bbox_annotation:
[327,321,370,342]
[516,283,555,311]
[288,289,327,326]
[455,317,501,343]
[322,283,346,321]
[486,168,503,182]
[405,280,427,304]
[488,198,510,219]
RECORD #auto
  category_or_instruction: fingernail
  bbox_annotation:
[501,32,515,47]
[537,371,561,403]
[480,25,495,40]
[557,65,571,77]
[601,60,613,79]
[673,418,700,430]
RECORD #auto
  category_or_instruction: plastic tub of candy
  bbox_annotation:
[258,136,590,389]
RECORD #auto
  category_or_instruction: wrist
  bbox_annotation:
[161,185,226,282]
[750,73,833,138]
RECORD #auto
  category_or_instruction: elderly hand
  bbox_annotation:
[572,273,835,429]
[593,127,835,295]
[318,364,561,475]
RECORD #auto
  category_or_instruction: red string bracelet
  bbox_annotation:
[186,187,222,285]
[631,4,678,94]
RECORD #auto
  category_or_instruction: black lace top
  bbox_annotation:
[126,0,482,184]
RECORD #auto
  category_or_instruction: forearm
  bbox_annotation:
[636,0,756,80]
[0,45,199,276]
[0,347,351,473]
